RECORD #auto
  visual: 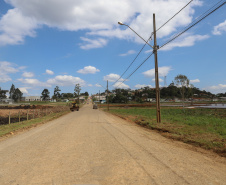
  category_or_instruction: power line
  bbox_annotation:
[96,83,107,90]
[112,0,195,87]
[112,0,225,89]
[166,0,224,41]
[115,52,154,88]
[112,43,148,86]
[159,0,226,49]
[156,0,194,33]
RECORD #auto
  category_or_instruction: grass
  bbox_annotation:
[0,110,70,138]
[106,107,226,156]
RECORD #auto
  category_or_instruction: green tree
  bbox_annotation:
[12,88,23,102]
[0,87,7,99]
[174,74,189,108]
[74,84,81,104]
[53,86,61,101]
[61,93,74,99]
[9,84,15,99]
[41,89,50,101]
[84,92,89,97]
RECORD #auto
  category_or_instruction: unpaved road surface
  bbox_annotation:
[1,104,226,185]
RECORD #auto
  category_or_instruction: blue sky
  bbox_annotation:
[0,0,226,97]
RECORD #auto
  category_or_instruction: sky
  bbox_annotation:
[0,0,226,97]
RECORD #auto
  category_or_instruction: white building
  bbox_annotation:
[93,95,106,101]
[25,96,42,101]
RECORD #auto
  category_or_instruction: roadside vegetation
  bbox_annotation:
[0,108,70,138]
[106,107,226,156]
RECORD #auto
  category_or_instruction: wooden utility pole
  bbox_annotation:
[107,80,109,111]
[153,13,161,123]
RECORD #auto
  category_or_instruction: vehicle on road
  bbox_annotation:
[70,102,79,111]
[93,104,98,109]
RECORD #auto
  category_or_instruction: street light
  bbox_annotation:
[118,14,161,123]
[118,22,153,49]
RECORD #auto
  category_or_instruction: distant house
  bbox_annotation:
[0,98,13,104]
[25,96,42,101]
[93,95,106,102]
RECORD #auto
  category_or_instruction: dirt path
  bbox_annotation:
[0,104,226,185]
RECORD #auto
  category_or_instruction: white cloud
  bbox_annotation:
[19,87,30,94]
[113,82,130,89]
[119,50,136,57]
[46,69,54,75]
[0,61,20,82]
[0,8,38,46]
[135,84,153,89]
[47,75,85,86]
[143,66,172,78]
[103,73,126,82]
[212,20,226,35]
[152,78,164,82]
[1,0,202,47]
[17,78,50,87]
[88,84,93,87]
[190,79,200,83]
[79,37,108,50]
[95,84,102,87]
[160,34,209,51]
[77,66,100,74]
[205,84,226,94]
[22,72,34,78]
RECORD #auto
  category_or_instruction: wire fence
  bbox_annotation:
[0,106,70,125]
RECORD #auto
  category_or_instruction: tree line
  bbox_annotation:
[41,84,88,101]
[0,83,89,102]
[104,74,225,104]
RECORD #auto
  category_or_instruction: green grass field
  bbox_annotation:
[107,107,226,156]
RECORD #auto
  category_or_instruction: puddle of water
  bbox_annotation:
[195,104,226,109]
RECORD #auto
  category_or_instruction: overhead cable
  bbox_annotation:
[115,52,154,88]
[112,0,195,86]
[159,0,226,49]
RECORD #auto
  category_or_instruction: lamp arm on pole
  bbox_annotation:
[118,22,153,49]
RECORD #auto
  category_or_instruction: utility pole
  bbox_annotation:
[153,13,161,123]
[99,90,100,103]
[107,80,109,111]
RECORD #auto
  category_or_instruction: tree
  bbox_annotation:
[174,74,189,108]
[53,86,61,101]
[61,93,74,99]
[41,89,50,101]
[9,84,15,99]
[12,88,23,102]
[0,87,7,99]
[74,84,81,104]
[84,92,89,97]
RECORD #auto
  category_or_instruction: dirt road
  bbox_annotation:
[1,104,226,185]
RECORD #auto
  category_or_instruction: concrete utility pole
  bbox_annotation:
[153,13,161,123]
[99,90,101,108]
[118,13,161,123]
[107,80,109,111]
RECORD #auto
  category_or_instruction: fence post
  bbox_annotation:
[38,109,40,117]
[33,110,35,119]
[9,111,10,124]
[27,110,28,121]
[46,108,47,116]
[19,111,20,123]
